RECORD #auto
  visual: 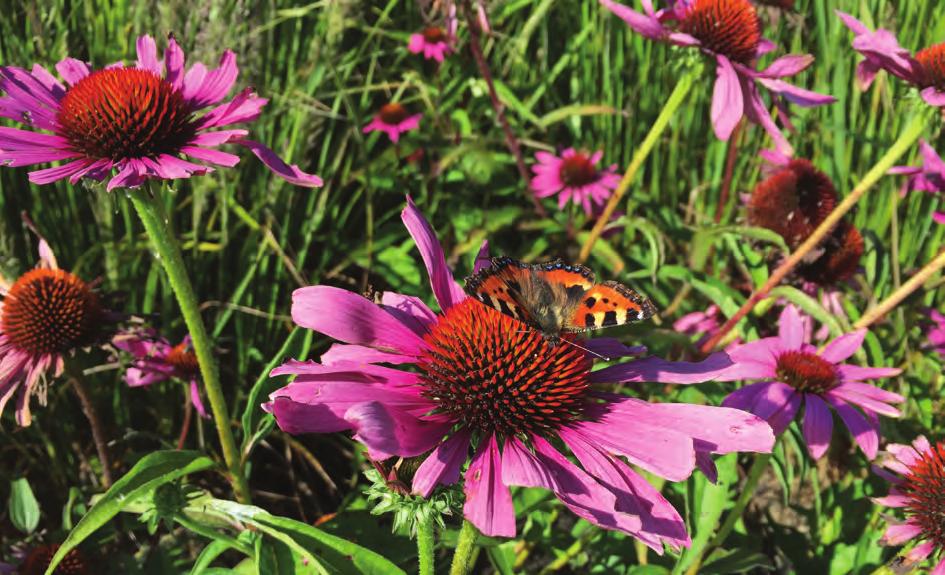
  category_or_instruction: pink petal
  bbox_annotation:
[711,55,744,141]
[802,394,833,459]
[412,430,471,497]
[235,139,323,187]
[290,286,426,355]
[464,434,516,537]
[401,195,466,311]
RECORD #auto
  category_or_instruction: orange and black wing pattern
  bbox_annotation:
[564,280,655,332]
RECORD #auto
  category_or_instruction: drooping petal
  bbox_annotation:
[412,430,472,497]
[464,434,516,537]
[802,394,833,459]
[401,195,466,311]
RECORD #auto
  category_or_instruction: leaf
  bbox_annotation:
[45,451,216,575]
[9,478,40,534]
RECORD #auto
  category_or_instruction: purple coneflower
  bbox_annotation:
[362,103,422,144]
[889,140,945,225]
[717,305,903,459]
[0,34,322,190]
[113,330,207,417]
[0,240,112,426]
[265,196,775,548]
[531,149,621,214]
[600,0,835,154]
[873,436,945,574]
[837,11,945,107]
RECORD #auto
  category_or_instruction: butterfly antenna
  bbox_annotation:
[560,339,610,362]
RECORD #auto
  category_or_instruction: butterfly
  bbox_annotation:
[464,256,656,344]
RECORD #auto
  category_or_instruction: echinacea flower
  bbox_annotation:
[718,305,903,459]
[889,140,945,225]
[873,436,945,574]
[362,103,422,144]
[0,239,113,426]
[600,0,835,154]
[531,149,621,214]
[837,11,945,107]
[265,196,775,549]
[113,330,207,417]
[0,34,322,190]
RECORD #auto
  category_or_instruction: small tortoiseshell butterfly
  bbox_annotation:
[464,256,656,343]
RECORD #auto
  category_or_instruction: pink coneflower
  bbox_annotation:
[873,436,945,574]
[0,34,322,190]
[113,330,207,417]
[837,11,945,107]
[265,196,775,547]
[362,103,422,144]
[531,149,621,214]
[0,240,112,426]
[718,305,903,459]
[600,0,835,154]
[889,140,945,225]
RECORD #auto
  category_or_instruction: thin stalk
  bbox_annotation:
[460,0,545,217]
[449,520,480,575]
[683,453,772,575]
[855,248,945,329]
[579,68,698,262]
[699,110,930,353]
[417,514,436,575]
[127,186,250,504]
[68,374,112,488]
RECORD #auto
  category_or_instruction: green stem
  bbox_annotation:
[127,186,250,504]
[683,453,772,575]
[449,520,480,575]
[417,514,436,575]
[578,64,699,263]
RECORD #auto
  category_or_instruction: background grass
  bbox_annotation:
[1,0,944,573]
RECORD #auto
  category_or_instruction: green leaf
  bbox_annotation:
[45,450,216,575]
[9,478,40,534]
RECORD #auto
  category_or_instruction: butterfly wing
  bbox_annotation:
[564,280,655,332]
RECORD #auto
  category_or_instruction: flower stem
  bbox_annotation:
[854,247,945,329]
[449,520,480,575]
[578,66,698,263]
[683,453,772,575]
[68,372,112,488]
[127,186,251,504]
[417,514,436,575]
[460,0,546,217]
[699,110,931,353]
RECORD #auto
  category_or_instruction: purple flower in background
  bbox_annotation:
[0,34,322,190]
[113,330,207,418]
[873,436,945,574]
[265,196,774,549]
[362,103,422,143]
[717,305,903,459]
[531,149,621,214]
[599,0,835,155]
[889,140,945,225]
[837,11,945,107]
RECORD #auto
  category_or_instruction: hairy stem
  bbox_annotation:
[127,186,250,504]
[700,110,930,353]
[449,520,480,575]
[579,67,697,263]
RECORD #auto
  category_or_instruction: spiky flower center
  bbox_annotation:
[678,0,762,64]
[559,153,600,187]
[379,103,409,125]
[21,544,89,575]
[422,26,447,43]
[798,222,864,286]
[56,68,195,160]
[775,350,838,394]
[418,298,592,437]
[901,441,945,550]
[916,43,945,91]
[2,268,102,355]
[166,341,199,379]
[748,159,838,249]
